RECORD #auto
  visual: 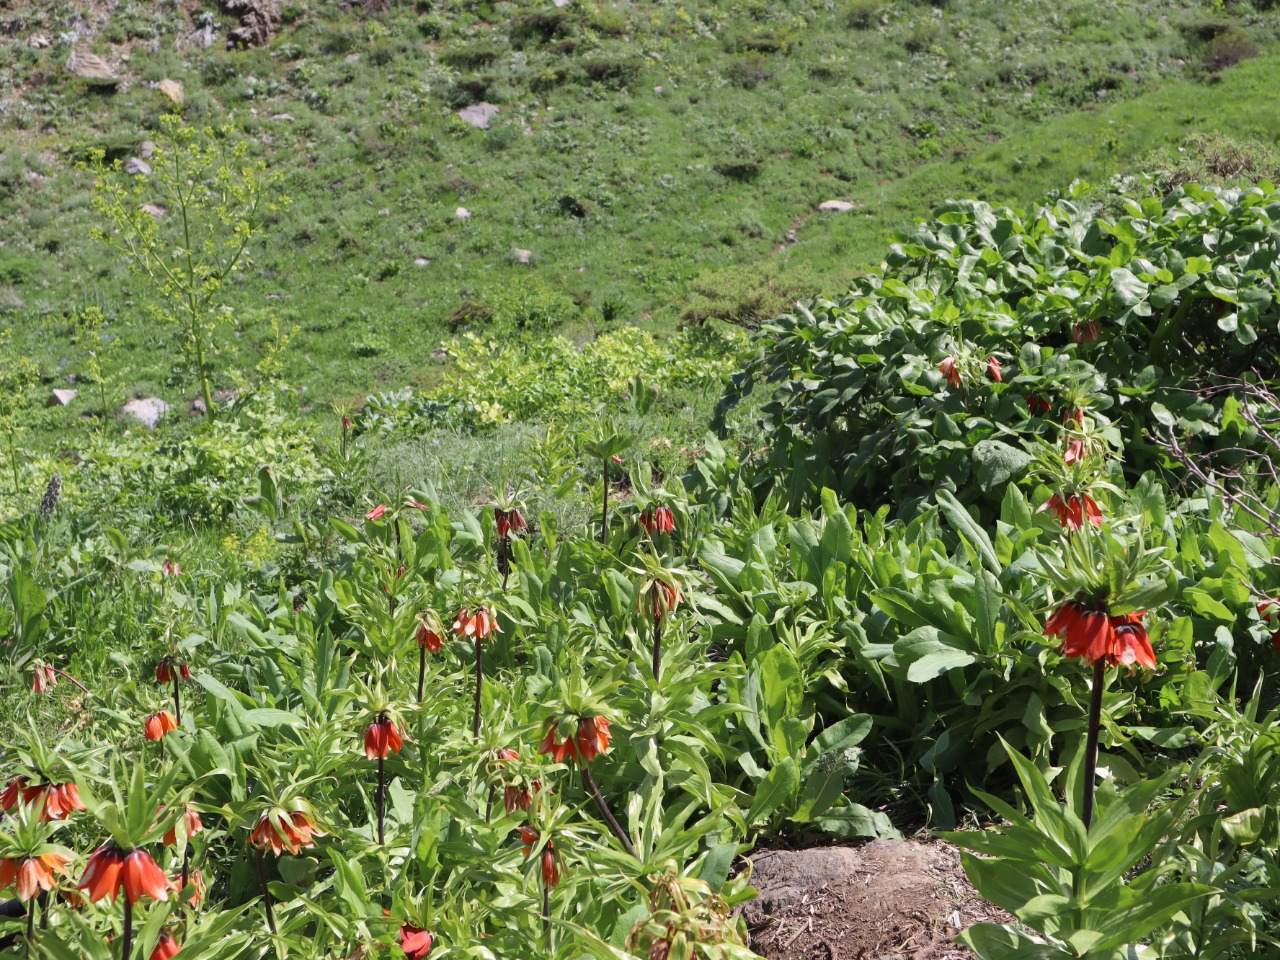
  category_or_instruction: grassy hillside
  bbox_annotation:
[1,0,1278,426]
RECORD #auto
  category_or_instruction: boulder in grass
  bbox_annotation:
[157,78,184,105]
[48,389,77,408]
[66,50,119,86]
[818,200,855,213]
[458,102,500,130]
[119,397,170,428]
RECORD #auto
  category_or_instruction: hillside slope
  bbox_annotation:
[0,0,1277,417]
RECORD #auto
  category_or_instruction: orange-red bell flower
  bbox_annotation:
[43,782,85,821]
[144,710,179,741]
[150,931,181,960]
[31,663,57,693]
[0,852,71,901]
[249,809,324,857]
[0,776,40,813]
[400,924,434,960]
[938,356,961,388]
[639,506,676,535]
[1038,492,1103,532]
[495,507,527,539]
[539,715,612,765]
[363,715,404,760]
[1045,603,1156,669]
[987,357,1002,382]
[1064,439,1085,465]
[416,619,443,653]
[163,807,204,847]
[156,658,191,684]
[78,844,169,904]
[452,607,498,641]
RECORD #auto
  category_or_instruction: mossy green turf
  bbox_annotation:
[0,0,1278,431]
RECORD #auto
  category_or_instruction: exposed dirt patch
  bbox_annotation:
[744,837,1010,960]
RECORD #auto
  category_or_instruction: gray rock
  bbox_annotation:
[513,247,533,265]
[139,140,156,159]
[125,158,152,176]
[413,257,430,267]
[48,389,78,408]
[270,113,295,122]
[119,397,170,428]
[30,34,51,49]
[157,78,184,104]
[818,200,855,213]
[66,50,118,83]
[141,203,167,218]
[458,102,500,130]
[455,207,471,219]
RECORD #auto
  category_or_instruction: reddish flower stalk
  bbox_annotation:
[539,716,633,855]
[1044,602,1156,827]
[364,714,404,845]
[156,657,191,723]
[453,609,498,740]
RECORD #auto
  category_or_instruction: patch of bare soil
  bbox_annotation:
[744,837,1011,960]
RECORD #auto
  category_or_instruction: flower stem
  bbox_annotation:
[417,646,426,704]
[51,667,91,697]
[543,879,551,942]
[181,845,191,891]
[173,674,182,724]
[121,894,132,960]
[652,616,662,683]
[256,850,277,936]
[377,753,386,845]
[472,638,484,741]
[581,765,635,856]
[26,901,33,956]
[1082,659,1106,830]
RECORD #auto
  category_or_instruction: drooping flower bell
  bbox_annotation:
[938,356,961,389]
[539,715,613,766]
[987,357,1002,382]
[1028,395,1053,415]
[639,505,676,535]
[416,615,444,653]
[0,852,71,901]
[1038,492,1103,532]
[1044,602,1156,670]
[78,844,170,904]
[156,657,191,685]
[1259,599,1280,650]
[31,662,57,693]
[144,710,179,741]
[0,776,38,812]
[249,808,324,857]
[495,507,527,540]
[452,607,498,641]
[1064,439,1085,466]
[163,807,204,847]
[400,924,434,960]
[149,931,181,960]
[43,782,85,821]
[1072,321,1100,343]
[363,714,404,760]
[365,504,387,521]
[517,826,561,888]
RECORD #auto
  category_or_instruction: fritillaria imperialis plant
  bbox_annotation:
[539,710,634,856]
[1036,521,1174,827]
[632,556,684,683]
[453,605,500,740]
[0,797,74,948]
[583,428,630,544]
[247,796,325,935]
[359,690,406,845]
[414,609,446,703]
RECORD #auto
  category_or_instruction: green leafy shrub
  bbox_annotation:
[716,182,1280,515]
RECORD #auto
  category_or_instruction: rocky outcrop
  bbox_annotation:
[221,0,281,48]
